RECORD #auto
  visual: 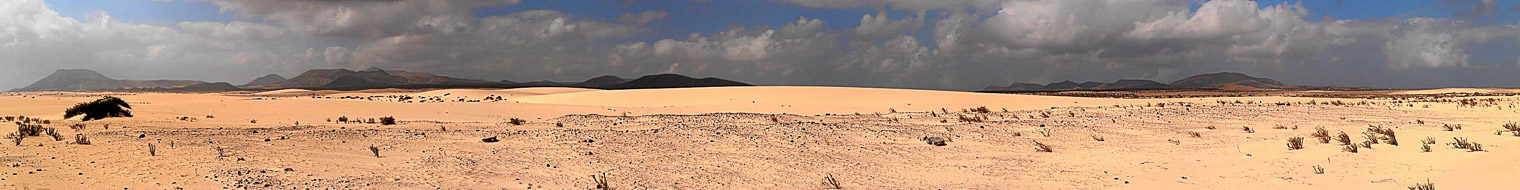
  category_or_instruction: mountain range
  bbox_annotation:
[12,69,1300,92]
[11,68,753,92]
[983,72,1295,91]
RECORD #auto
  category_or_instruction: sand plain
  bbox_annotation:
[0,86,1516,189]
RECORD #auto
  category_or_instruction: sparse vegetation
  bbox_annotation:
[508,118,526,125]
[821,173,842,189]
[44,128,62,141]
[1090,134,1105,142]
[592,172,614,190]
[1287,137,1304,150]
[1421,144,1432,152]
[1342,144,1359,153]
[1312,127,1331,143]
[1187,131,1201,138]
[1335,131,1352,145]
[74,134,90,145]
[63,96,133,121]
[1441,123,1461,131]
[1448,137,1482,151]
[1242,126,1254,133]
[369,145,381,158]
[1408,179,1434,190]
[1312,165,1324,174]
[379,116,396,125]
[1033,141,1052,152]
[148,143,157,156]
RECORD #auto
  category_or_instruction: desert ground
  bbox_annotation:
[1,86,1518,189]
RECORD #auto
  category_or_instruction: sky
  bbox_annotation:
[3,0,1520,91]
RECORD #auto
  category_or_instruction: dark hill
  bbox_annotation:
[611,74,750,89]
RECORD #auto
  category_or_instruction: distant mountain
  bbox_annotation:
[241,68,749,90]
[164,82,243,91]
[982,72,1291,91]
[575,75,630,88]
[984,79,1171,91]
[243,74,287,86]
[1168,72,1289,89]
[1096,79,1170,90]
[609,74,751,89]
[13,69,210,91]
[244,68,497,89]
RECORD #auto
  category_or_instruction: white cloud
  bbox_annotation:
[850,11,923,41]
[617,10,669,25]
[1384,18,1471,69]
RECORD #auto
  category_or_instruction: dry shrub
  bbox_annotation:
[1287,137,1305,150]
[592,172,614,190]
[1441,123,1461,131]
[369,145,381,158]
[18,123,42,136]
[820,174,842,189]
[1311,127,1331,143]
[1408,179,1434,190]
[74,134,90,145]
[1335,132,1352,145]
[970,106,991,113]
[44,128,62,141]
[1342,144,1359,153]
[379,116,396,125]
[956,115,984,123]
[1033,141,1053,152]
[6,132,21,146]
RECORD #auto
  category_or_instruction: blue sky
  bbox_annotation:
[10,0,1520,90]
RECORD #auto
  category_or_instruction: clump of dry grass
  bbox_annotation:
[1187,131,1201,138]
[1242,126,1255,133]
[1421,144,1432,152]
[369,145,381,158]
[1448,137,1482,151]
[1033,141,1053,152]
[1287,137,1305,150]
[956,115,984,122]
[591,172,614,190]
[379,116,396,125]
[6,132,21,146]
[148,143,156,156]
[1312,127,1331,143]
[73,134,90,145]
[820,174,842,189]
[1090,134,1105,142]
[44,128,62,141]
[970,106,991,113]
[1205,125,1217,130]
[1335,131,1352,145]
[1408,179,1434,190]
[1342,144,1359,153]
[1441,123,1461,131]
[1312,165,1324,174]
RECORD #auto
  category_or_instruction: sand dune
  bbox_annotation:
[0,87,1516,189]
[515,86,1149,115]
